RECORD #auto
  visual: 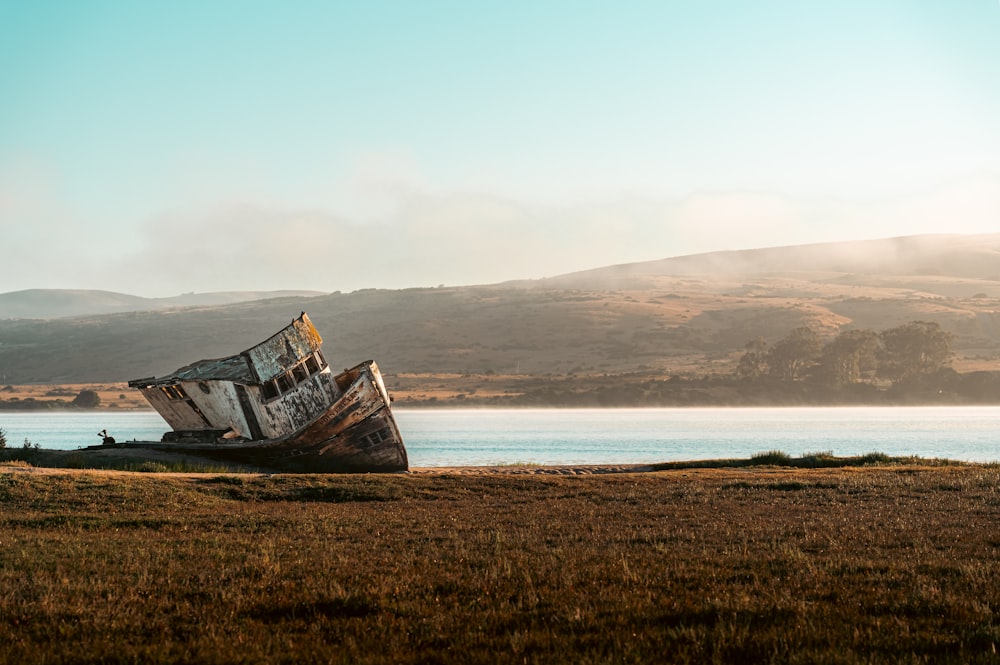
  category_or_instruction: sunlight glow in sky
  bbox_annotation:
[2,1,999,296]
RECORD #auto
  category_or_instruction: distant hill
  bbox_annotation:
[0,234,998,386]
[0,289,328,320]
[547,234,1000,288]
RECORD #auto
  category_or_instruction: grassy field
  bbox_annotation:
[1,464,998,663]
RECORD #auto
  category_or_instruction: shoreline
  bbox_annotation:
[2,448,991,479]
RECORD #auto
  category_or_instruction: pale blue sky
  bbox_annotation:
[2,1,999,296]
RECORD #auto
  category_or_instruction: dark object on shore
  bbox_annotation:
[98,429,116,446]
[126,312,407,473]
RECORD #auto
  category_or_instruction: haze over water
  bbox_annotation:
[3,407,998,467]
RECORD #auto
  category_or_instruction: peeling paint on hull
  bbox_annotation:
[126,313,408,473]
[136,362,406,473]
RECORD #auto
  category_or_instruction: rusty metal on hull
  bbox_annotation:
[126,313,407,473]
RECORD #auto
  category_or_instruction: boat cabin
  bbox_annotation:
[128,312,347,442]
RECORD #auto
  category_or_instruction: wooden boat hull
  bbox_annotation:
[133,361,408,473]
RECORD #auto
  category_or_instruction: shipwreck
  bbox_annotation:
[126,312,408,473]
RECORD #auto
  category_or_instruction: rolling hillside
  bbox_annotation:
[0,234,998,387]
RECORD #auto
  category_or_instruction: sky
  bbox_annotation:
[2,1,999,297]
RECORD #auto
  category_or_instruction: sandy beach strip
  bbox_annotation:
[407,464,656,475]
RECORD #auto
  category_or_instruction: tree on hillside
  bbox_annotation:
[736,337,769,380]
[767,327,821,381]
[878,321,953,383]
[735,320,957,391]
[816,329,880,386]
[72,389,101,409]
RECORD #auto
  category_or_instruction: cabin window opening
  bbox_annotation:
[305,355,320,375]
[363,427,391,446]
[315,350,328,369]
[198,382,211,394]
[292,363,308,384]
[276,373,293,393]
[161,385,187,400]
[262,381,279,400]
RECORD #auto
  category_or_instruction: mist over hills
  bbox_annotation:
[547,234,1000,288]
[1,234,999,386]
[0,289,327,320]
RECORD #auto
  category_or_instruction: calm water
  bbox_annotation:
[1,407,998,466]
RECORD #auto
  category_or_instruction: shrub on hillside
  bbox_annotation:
[72,390,101,409]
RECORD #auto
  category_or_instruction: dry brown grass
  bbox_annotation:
[0,383,149,410]
[0,465,997,663]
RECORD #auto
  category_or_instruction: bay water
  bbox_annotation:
[1,407,998,467]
